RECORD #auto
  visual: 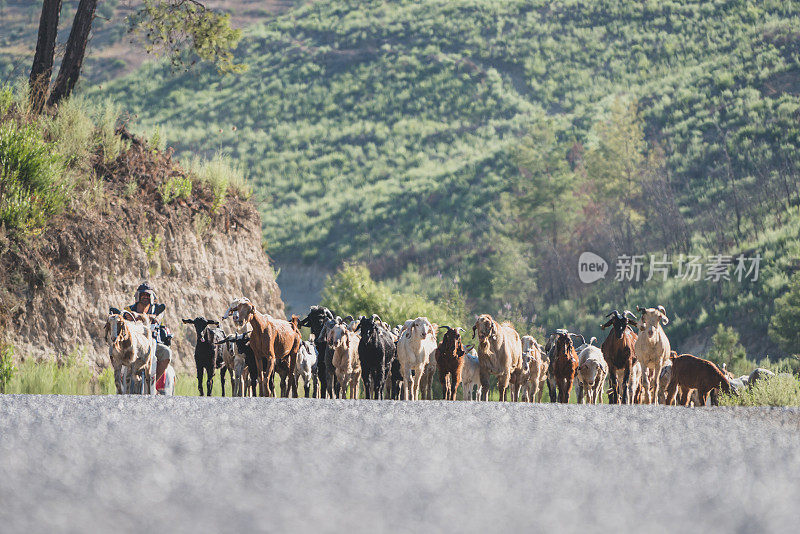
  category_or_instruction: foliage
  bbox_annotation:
[769,273,800,354]
[186,153,250,210]
[96,99,124,163]
[707,324,748,372]
[0,343,16,393]
[719,373,800,407]
[160,174,193,203]
[321,263,467,330]
[46,96,95,167]
[128,0,247,74]
[0,119,69,234]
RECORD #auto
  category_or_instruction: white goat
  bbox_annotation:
[295,339,318,398]
[575,339,607,404]
[396,317,438,400]
[461,347,482,400]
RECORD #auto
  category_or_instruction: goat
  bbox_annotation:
[295,339,319,398]
[460,346,482,400]
[323,318,348,398]
[222,298,301,397]
[472,314,522,401]
[356,314,396,399]
[600,310,639,404]
[666,353,731,406]
[217,332,238,397]
[550,331,580,403]
[332,328,361,399]
[634,305,672,404]
[519,336,547,402]
[299,306,335,398]
[182,317,224,396]
[104,312,154,394]
[216,333,253,396]
[630,360,644,404]
[396,317,438,400]
[434,326,466,400]
[575,338,607,404]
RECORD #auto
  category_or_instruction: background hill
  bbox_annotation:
[51,0,800,360]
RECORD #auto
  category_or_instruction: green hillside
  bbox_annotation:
[88,0,800,357]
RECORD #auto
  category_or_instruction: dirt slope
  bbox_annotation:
[0,134,284,370]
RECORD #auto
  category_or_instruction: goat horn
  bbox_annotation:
[623,310,637,320]
[456,327,465,333]
[569,333,586,346]
[439,325,451,331]
[606,310,619,318]
[636,305,645,312]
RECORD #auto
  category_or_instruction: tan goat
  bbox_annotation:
[472,314,522,401]
[634,305,671,404]
[104,312,154,394]
[332,329,361,399]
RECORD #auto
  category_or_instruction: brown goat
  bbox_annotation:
[666,353,731,406]
[223,298,301,397]
[552,332,579,403]
[600,310,639,404]
[434,326,466,400]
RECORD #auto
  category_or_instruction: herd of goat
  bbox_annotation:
[104,298,768,404]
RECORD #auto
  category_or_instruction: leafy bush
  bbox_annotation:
[46,95,94,167]
[719,373,800,407]
[159,174,192,203]
[0,120,69,234]
[96,99,124,162]
[707,324,748,374]
[321,262,467,330]
[0,343,16,393]
[769,273,800,354]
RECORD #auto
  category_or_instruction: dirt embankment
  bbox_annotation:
[0,134,284,371]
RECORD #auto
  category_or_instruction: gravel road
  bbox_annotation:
[0,395,797,533]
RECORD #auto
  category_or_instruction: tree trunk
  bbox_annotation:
[47,0,98,108]
[29,0,62,114]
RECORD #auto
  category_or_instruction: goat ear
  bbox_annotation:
[472,323,477,338]
[182,319,194,324]
[209,320,219,325]
[601,319,612,330]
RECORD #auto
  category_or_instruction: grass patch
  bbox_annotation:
[719,373,800,407]
[4,348,116,395]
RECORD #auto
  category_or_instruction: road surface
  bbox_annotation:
[0,395,797,533]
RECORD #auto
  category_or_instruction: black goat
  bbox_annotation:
[299,306,334,398]
[182,316,223,396]
[356,314,395,399]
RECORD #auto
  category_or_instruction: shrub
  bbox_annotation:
[0,343,16,393]
[321,262,466,330]
[707,324,748,374]
[769,273,800,354]
[719,373,800,406]
[159,174,192,203]
[96,99,124,162]
[186,153,251,211]
[0,120,69,234]
[47,95,94,167]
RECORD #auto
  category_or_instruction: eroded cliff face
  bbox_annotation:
[1,140,284,370]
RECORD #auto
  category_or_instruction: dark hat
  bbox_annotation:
[137,282,154,293]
